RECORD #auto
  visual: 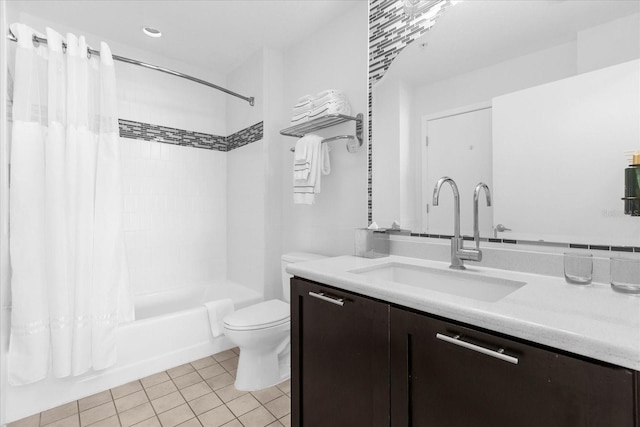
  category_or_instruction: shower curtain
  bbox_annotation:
[8,23,134,385]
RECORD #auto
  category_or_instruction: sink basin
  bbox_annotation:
[350,262,526,302]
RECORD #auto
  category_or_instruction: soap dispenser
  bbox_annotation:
[623,150,640,216]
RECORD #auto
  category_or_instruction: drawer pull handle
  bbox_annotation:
[436,333,519,365]
[308,291,345,306]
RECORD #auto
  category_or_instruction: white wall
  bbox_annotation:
[281,2,368,257]
[262,48,285,300]
[577,13,640,74]
[226,49,266,296]
[1,2,10,424]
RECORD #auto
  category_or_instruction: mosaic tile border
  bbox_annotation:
[226,121,264,151]
[118,119,263,152]
[406,233,640,253]
[368,0,452,224]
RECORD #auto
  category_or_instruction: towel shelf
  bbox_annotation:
[281,113,363,153]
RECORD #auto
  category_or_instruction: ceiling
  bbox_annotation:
[7,0,364,75]
[385,0,640,87]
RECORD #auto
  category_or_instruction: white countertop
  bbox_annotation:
[287,255,640,371]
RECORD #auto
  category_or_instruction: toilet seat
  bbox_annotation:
[224,299,290,331]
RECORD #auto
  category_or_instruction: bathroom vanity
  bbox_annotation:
[288,256,640,427]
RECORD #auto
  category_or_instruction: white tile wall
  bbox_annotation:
[226,141,265,295]
[120,139,227,295]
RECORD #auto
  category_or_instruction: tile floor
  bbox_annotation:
[8,348,291,427]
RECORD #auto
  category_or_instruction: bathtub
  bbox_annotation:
[5,281,262,423]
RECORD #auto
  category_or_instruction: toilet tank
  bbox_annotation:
[281,252,326,302]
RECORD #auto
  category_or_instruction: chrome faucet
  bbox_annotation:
[432,177,482,270]
[473,183,492,251]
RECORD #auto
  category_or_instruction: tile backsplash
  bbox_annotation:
[387,234,640,284]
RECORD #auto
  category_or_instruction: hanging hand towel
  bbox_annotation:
[293,138,330,204]
[204,299,235,338]
[293,134,322,180]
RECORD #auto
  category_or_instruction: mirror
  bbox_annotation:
[372,0,640,247]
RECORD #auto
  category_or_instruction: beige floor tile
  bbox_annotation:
[111,381,143,400]
[226,394,260,418]
[205,373,234,391]
[130,417,161,427]
[196,365,225,381]
[175,419,201,427]
[275,380,290,395]
[263,396,290,420]
[87,415,119,427]
[278,414,290,427]
[218,358,238,373]
[250,387,283,405]
[141,372,171,389]
[173,372,202,390]
[119,402,155,427]
[79,391,113,412]
[190,357,216,371]
[213,385,247,404]
[80,401,116,427]
[237,407,276,427]
[145,381,178,401]
[167,364,195,379]
[187,393,223,416]
[157,404,195,427]
[212,350,236,363]
[151,391,186,414]
[115,390,149,413]
[9,413,40,427]
[41,402,78,425]
[42,414,80,427]
[180,382,212,402]
[266,422,283,427]
[220,421,242,427]
[227,370,237,379]
[230,348,240,355]
[197,405,235,427]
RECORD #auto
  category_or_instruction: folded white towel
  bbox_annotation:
[291,110,309,125]
[314,90,347,106]
[292,95,315,115]
[294,139,330,204]
[204,299,234,338]
[308,99,351,120]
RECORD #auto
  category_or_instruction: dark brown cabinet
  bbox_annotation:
[390,307,638,427]
[291,277,640,427]
[290,277,389,427]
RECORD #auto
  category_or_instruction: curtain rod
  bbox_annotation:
[6,29,255,106]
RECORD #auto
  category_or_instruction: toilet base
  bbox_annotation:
[234,338,290,391]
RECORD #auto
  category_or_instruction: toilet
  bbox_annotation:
[223,252,326,391]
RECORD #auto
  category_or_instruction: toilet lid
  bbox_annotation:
[223,299,290,331]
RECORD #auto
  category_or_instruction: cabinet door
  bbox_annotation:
[291,278,389,427]
[390,307,637,427]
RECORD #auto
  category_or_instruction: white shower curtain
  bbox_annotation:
[8,23,134,385]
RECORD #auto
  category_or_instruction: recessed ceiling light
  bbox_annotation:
[142,27,162,38]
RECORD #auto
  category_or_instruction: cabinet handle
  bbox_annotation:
[308,291,345,306]
[436,333,519,365]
